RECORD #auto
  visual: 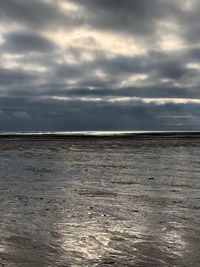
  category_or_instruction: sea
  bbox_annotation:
[0,132,199,267]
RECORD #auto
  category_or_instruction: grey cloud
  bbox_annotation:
[13,111,31,121]
[178,1,200,43]
[92,50,200,83]
[0,0,81,30]
[2,82,198,101]
[153,60,190,80]
[58,86,200,99]
[0,68,36,85]
[0,110,9,120]
[55,64,85,79]
[77,78,115,89]
[187,47,200,61]
[1,30,56,53]
[69,0,179,37]
[0,0,60,28]
[0,96,200,131]
[0,48,199,100]
[91,55,148,75]
[0,0,200,131]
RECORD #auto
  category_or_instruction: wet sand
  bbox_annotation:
[0,136,200,266]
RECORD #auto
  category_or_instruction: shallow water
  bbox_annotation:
[0,137,199,266]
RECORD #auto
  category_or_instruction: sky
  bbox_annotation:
[0,0,200,131]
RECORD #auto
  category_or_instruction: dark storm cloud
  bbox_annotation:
[1,30,56,53]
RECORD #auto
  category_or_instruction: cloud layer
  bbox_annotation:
[0,0,200,131]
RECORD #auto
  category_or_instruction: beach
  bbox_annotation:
[0,135,199,266]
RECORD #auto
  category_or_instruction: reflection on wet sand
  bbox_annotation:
[0,138,200,266]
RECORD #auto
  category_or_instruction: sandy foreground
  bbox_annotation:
[0,137,199,267]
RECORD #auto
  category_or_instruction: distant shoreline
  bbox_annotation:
[0,131,200,140]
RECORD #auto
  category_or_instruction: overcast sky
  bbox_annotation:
[0,0,200,131]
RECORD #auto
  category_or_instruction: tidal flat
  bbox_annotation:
[0,136,199,266]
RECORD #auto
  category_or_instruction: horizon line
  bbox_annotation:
[0,131,200,139]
